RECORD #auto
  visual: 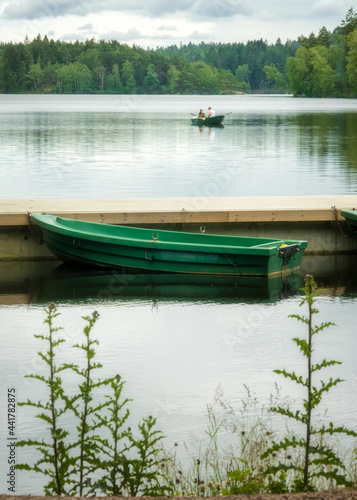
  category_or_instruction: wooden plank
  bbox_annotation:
[0,209,345,225]
[228,209,338,223]
[0,210,231,225]
[0,196,356,226]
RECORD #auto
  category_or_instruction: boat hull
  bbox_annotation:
[191,115,225,126]
[30,214,307,277]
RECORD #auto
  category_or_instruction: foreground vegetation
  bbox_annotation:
[17,276,357,495]
[2,8,357,96]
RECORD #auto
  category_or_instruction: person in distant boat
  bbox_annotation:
[198,109,205,119]
[208,107,216,117]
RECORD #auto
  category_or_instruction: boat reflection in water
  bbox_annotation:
[0,262,302,305]
[31,264,304,304]
[1,254,357,306]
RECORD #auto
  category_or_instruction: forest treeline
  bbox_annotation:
[0,8,357,97]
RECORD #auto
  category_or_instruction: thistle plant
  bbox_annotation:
[64,310,114,496]
[16,304,168,496]
[124,415,171,497]
[16,303,74,495]
[262,274,357,492]
[221,459,265,495]
[90,374,132,495]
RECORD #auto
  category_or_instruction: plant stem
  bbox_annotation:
[49,305,61,494]
[304,280,312,489]
[112,382,119,494]
[79,328,91,496]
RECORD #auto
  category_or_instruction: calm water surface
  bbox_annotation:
[1,94,357,198]
[0,95,357,493]
[0,255,357,493]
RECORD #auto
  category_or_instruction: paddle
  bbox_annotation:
[190,113,198,117]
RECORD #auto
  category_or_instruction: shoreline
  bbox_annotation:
[2,492,357,500]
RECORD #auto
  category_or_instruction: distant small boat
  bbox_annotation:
[191,114,225,126]
[341,208,357,236]
[30,214,307,277]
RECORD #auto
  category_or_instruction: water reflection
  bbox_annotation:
[289,113,357,171]
[0,261,302,305]
[194,124,224,141]
[233,112,357,171]
[1,255,357,306]
[300,254,357,298]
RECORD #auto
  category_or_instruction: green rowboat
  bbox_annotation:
[341,208,357,236]
[30,214,307,276]
[191,115,225,126]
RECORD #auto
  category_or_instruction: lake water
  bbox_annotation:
[0,95,357,494]
[1,94,357,198]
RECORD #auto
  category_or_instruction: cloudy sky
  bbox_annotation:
[0,0,353,47]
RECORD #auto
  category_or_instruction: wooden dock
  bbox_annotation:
[1,195,356,226]
[0,196,357,260]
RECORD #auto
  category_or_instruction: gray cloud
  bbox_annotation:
[187,30,212,40]
[3,0,78,19]
[191,0,253,18]
[98,28,176,42]
[61,31,92,41]
[78,23,94,31]
[2,0,256,21]
[310,0,344,18]
[2,0,192,19]
[1,0,352,45]
[157,25,178,31]
[99,28,144,41]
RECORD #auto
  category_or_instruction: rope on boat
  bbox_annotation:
[331,205,352,238]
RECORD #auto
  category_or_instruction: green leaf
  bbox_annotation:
[261,435,305,459]
[314,422,357,437]
[269,406,307,423]
[311,359,342,372]
[292,337,311,357]
[310,377,344,409]
[288,314,309,324]
[312,321,336,335]
[273,369,307,386]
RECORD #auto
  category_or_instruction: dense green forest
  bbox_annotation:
[0,8,357,97]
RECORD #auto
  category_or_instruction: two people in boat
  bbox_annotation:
[198,107,216,120]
